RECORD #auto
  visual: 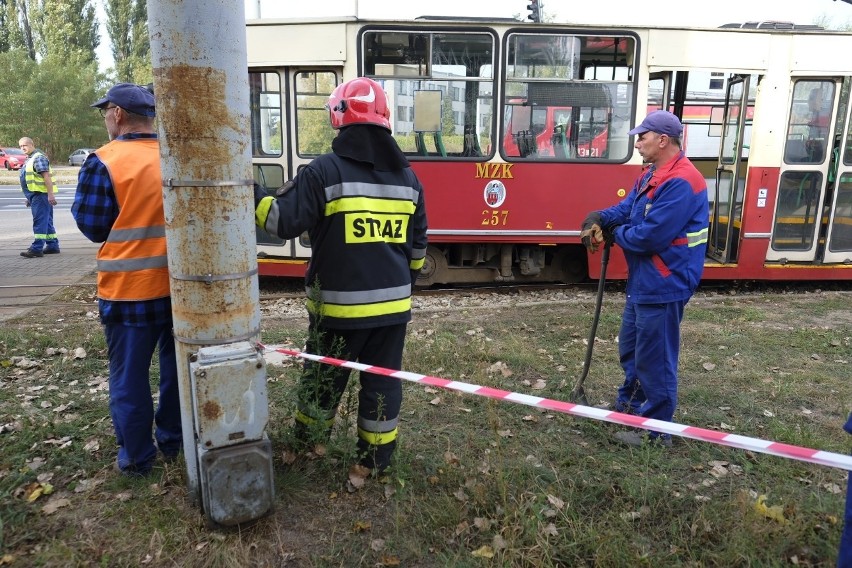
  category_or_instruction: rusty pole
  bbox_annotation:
[147,0,273,524]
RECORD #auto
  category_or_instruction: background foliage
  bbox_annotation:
[0,0,150,161]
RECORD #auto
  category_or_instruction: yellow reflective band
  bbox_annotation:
[255,196,275,228]
[307,297,412,318]
[345,213,409,244]
[410,257,425,270]
[325,196,416,216]
[687,227,708,247]
[358,426,399,446]
[295,409,335,427]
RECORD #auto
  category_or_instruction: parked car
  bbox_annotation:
[0,147,28,170]
[68,148,95,167]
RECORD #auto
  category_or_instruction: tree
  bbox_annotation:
[19,0,99,63]
[442,93,455,135]
[0,51,106,161]
[106,0,151,83]
[0,0,27,53]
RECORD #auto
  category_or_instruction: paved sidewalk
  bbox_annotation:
[0,236,99,322]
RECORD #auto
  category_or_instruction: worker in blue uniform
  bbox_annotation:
[19,137,59,258]
[840,412,852,568]
[255,77,428,477]
[581,110,709,447]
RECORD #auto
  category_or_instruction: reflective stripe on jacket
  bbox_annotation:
[24,152,53,193]
[264,152,428,329]
[95,139,170,301]
[600,152,709,304]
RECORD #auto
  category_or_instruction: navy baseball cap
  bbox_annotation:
[91,83,156,117]
[628,110,683,137]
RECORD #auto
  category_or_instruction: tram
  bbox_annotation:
[245,16,852,283]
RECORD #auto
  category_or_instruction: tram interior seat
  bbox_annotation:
[415,131,447,157]
[514,130,538,157]
[784,136,810,163]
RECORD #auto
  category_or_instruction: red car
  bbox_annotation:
[0,148,28,170]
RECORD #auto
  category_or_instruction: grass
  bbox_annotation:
[0,284,850,566]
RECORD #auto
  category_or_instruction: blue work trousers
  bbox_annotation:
[22,189,59,251]
[840,466,852,567]
[616,299,686,430]
[105,321,182,474]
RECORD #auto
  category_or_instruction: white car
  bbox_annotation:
[68,148,95,166]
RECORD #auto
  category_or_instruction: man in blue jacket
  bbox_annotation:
[840,413,852,567]
[581,110,709,447]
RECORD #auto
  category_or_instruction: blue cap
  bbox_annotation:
[91,83,156,117]
[628,110,683,137]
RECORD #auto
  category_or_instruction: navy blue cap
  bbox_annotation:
[628,110,683,137]
[91,83,156,117]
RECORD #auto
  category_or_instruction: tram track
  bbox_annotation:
[2,278,851,318]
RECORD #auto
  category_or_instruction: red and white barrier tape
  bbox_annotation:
[266,346,852,472]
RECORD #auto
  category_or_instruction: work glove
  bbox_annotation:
[580,212,605,253]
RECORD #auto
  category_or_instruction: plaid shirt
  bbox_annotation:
[72,133,172,327]
[19,151,51,191]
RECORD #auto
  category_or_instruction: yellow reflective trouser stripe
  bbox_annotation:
[687,227,708,247]
[307,297,412,319]
[358,426,399,446]
[295,409,335,427]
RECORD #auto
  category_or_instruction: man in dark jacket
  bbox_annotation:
[255,77,428,478]
[581,110,708,447]
[840,413,852,567]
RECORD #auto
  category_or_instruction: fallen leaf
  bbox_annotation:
[353,520,371,532]
[762,409,774,417]
[42,497,70,514]
[547,494,565,510]
[531,379,547,390]
[473,517,491,530]
[370,538,385,552]
[754,494,788,524]
[470,545,494,558]
[702,362,716,371]
[379,554,400,566]
[542,523,558,536]
[73,347,87,359]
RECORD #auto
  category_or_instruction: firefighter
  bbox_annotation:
[254,77,428,477]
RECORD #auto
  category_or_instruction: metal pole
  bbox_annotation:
[148,0,273,526]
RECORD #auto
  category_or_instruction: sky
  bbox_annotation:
[96,0,852,72]
[243,0,852,28]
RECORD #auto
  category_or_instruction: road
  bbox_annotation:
[0,182,100,321]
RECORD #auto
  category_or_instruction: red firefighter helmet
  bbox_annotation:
[326,77,391,131]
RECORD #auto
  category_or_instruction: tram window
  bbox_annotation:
[363,30,496,159]
[784,80,834,165]
[502,33,636,162]
[295,71,338,157]
[249,71,282,157]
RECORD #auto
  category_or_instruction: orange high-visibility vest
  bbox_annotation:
[95,138,170,301]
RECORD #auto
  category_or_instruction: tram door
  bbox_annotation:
[707,74,751,263]
[767,78,851,263]
[252,67,341,261]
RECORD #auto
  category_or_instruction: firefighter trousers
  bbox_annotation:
[296,322,407,471]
